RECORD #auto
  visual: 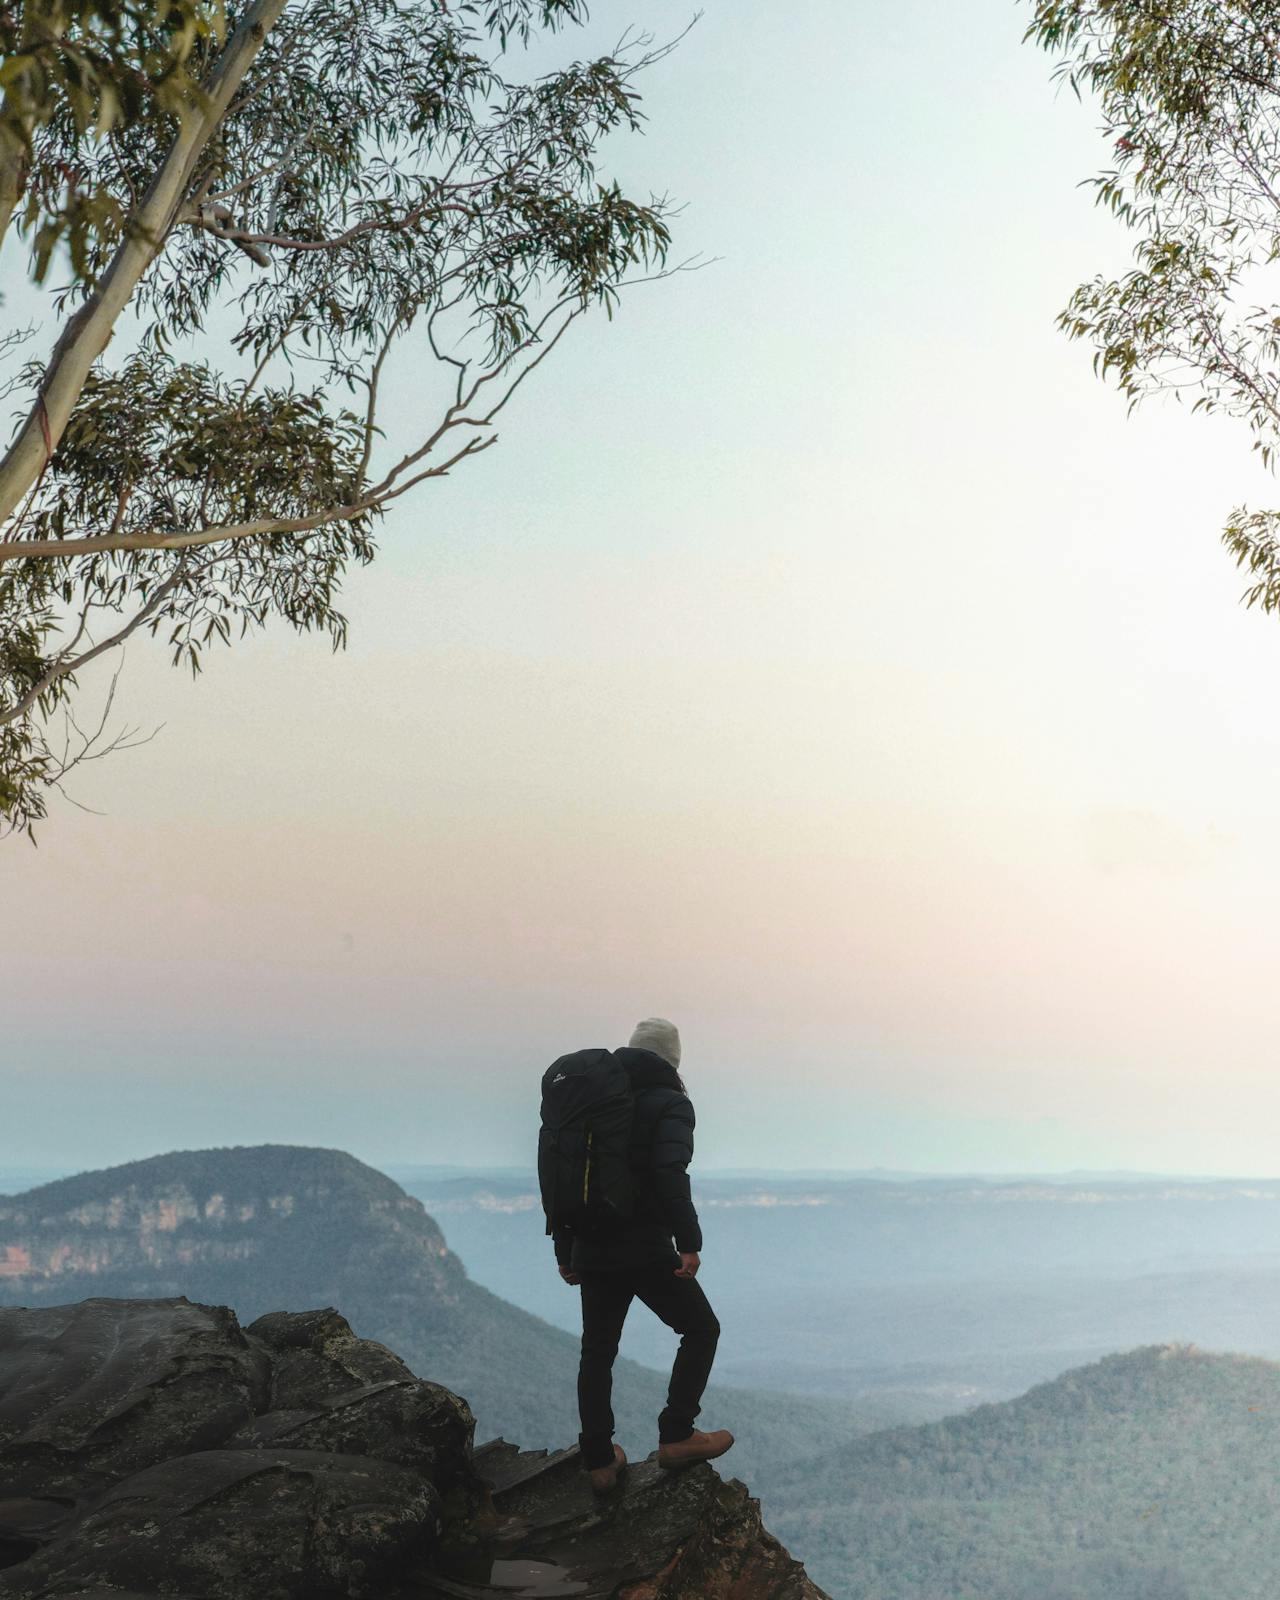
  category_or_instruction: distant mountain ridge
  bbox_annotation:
[0,1144,875,1491]
[767,1343,1280,1599]
[388,1165,1280,1419]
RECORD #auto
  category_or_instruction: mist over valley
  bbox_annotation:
[394,1166,1280,1418]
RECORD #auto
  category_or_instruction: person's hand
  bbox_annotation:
[559,1265,580,1285]
[674,1252,700,1279]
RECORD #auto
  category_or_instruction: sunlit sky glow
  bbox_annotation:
[8,0,1280,1177]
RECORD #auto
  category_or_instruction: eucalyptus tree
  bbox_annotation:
[1027,1,1280,611]
[0,0,677,836]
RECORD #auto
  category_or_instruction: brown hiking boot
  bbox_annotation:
[588,1443,627,1494]
[657,1429,735,1470]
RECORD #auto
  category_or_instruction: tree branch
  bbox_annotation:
[184,191,477,255]
[0,569,184,727]
[0,507,370,563]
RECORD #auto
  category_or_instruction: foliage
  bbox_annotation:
[0,0,225,279]
[33,351,376,669]
[1027,1,1280,615]
[0,0,679,837]
[769,1345,1280,1599]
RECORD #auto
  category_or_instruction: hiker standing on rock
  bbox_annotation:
[538,1018,734,1494]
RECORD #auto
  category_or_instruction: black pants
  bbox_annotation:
[577,1264,720,1470]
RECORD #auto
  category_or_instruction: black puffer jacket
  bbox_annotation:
[554,1047,702,1273]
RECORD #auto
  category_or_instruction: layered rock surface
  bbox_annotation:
[0,1297,828,1600]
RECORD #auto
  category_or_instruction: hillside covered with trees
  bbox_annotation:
[768,1344,1280,1600]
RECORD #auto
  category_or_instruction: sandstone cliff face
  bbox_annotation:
[0,1297,829,1600]
[0,1146,464,1308]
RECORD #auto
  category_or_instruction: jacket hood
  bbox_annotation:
[616,1046,685,1095]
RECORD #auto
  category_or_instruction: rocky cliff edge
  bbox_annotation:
[0,1296,829,1600]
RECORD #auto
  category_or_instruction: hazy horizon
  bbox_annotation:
[6,1149,1280,1193]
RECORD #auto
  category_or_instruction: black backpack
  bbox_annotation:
[538,1048,636,1238]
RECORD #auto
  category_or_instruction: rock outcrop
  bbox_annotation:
[442,1439,827,1599]
[0,1297,828,1600]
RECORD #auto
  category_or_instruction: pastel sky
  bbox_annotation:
[7,0,1280,1177]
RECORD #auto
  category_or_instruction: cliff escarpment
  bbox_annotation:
[0,1296,828,1599]
[0,1145,467,1308]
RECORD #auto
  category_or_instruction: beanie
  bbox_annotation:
[628,1017,681,1070]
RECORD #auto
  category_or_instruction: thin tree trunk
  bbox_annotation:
[0,0,291,528]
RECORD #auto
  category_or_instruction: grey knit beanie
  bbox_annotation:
[628,1017,681,1069]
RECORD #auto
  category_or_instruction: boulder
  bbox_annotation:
[0,1299,479,1599]
[247,1306,417,1403]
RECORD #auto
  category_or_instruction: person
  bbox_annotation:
[554,1017,734,1494]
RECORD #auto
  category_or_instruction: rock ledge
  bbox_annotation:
[0,1297,828,1600]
